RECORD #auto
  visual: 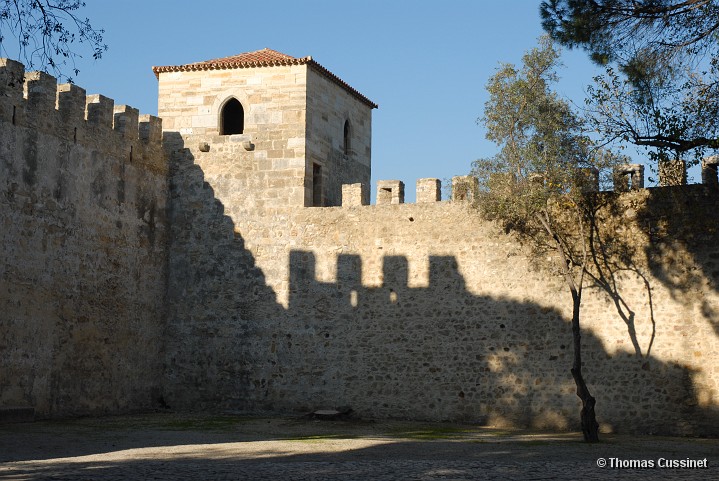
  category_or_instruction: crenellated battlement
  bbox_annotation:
[0,58,165,173]
[340,163,719,208]
[341,176,478,207]
[3,52,719,435]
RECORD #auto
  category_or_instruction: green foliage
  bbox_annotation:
[586,60,719,165]
[0,0,106,82]
[474,38,622,442]
[541,0,719,163]
[540,0,719,72]
[473,37,621,240]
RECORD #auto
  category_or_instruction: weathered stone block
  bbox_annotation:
[452,175,478,202]
[57,83,86,126]
[659,159,686,186]
[613,164,644,191]
[139,114,163,143]
[86,94,114,128]
[377,180,404,205]
[417,178,441,203]
[701,156,718,188]
[342,183,368,206]
[114,105,140,139]
[24,71,56,114]
[0,58,25,123]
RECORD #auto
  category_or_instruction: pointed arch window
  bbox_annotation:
[220,98,244,135]
[343,119,351,155]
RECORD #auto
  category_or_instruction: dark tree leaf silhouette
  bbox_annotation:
[0,0,106,82]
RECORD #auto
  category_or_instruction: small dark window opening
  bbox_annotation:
[312,163,323,206]
[343,119,351,155]
[221,98,244,135]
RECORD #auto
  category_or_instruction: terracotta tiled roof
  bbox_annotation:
[186,48,298,67]
[152,48,377,109]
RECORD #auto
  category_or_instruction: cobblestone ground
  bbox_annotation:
[0,413,717,480]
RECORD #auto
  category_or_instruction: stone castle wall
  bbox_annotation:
[165,152,719,435]
[0,59,168,417]
[2,56,719,436]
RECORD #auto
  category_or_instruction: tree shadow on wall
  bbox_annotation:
[275,251,717,436]
[163,133,718,436]
[633,185,719,337]
[584,195,659,358]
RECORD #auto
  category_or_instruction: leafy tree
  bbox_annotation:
[584,62,718,166]
[473,37,624,442]
[0,0,106,81]
[540,0,719,69]
[540,0,719,165]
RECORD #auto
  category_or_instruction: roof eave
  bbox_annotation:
[151,57,378,110]
[306,59,378,110]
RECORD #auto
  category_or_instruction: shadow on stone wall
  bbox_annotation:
[279,251,717,436]
[1,99,168,418]
[635,186,719,337]
[163,135,718,436]
[162,132,285,410]
[584,195,660,358]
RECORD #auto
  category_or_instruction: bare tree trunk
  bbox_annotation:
[570,290,600,442]
[537,209,599,442]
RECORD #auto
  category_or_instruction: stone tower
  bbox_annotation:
[153,48,376,210]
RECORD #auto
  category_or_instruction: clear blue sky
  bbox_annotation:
[22,1,621,200]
